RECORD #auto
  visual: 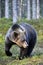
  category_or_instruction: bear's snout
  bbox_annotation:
[22,41,28,48]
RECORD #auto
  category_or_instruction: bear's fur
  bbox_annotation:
[5,23,37,60]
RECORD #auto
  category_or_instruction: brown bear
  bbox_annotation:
[5,23,37,60]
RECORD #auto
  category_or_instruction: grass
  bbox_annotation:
[0,18,43,65]
[7,55,43,65]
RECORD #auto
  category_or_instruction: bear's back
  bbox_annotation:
[20,23,37,39]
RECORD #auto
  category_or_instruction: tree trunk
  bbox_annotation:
[37,0,40,19]
[32,0,37,19]
[19,0,22,18]
[5,0,9,18]
[12,0,17,24]
[27,0,31,20]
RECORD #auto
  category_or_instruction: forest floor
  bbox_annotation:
[0,18,43,65]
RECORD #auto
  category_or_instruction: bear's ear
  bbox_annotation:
[12,24,20,30]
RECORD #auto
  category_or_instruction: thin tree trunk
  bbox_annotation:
[19,0,22,18]
[37,0,40,19]
[12,0,17,23]
[27,0,31,20]
[32,0,37,19]
[5,0,9,18]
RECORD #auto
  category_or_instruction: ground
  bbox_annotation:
[0,18,43,65]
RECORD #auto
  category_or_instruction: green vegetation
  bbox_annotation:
[0,18,43,65]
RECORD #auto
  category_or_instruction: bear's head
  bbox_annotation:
[10,24,28,48]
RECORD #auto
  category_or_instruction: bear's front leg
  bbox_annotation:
[5,42,12,56]
[19,48,24,60]
[5,38,14,56]
[19,48,28,60]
